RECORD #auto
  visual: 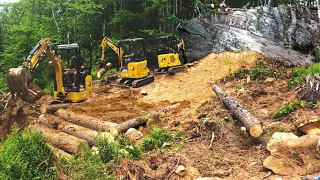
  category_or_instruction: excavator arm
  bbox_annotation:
[97,37,124,78]
[7,38,65,103]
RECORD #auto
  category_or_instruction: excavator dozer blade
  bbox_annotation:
[7,67,44,103]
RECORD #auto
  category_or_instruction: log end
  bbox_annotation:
[110,127,119,135]
[250,123,263,137]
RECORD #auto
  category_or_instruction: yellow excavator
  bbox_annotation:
[98,37,154,87]
[7,38,92,103]
[155,36,187,75]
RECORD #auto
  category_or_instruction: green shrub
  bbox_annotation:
[234,60,278,81]
[142,127,173,151]
[273,100,314,118]
[115,135,141,160]
[268,125,291,133]
[287,63,320,87]
[95,133,118,163]
[0,129,57,180]
[60,144,114,180]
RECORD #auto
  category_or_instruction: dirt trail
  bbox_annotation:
[138,51,264,103]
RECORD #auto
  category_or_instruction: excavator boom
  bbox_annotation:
[7,38,64,103]
[98,37,124,78]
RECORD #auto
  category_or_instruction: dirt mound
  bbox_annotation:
[117,152,200,180]
[138,51,263,103]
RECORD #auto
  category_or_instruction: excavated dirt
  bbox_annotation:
[2,50,318,179]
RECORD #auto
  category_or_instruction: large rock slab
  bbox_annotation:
[179,5,319,66]
[263,132,320,176]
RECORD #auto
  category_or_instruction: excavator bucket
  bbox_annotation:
[7,67,44,103]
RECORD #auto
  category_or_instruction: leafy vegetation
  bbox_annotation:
[287,63,320,87]
[115,135,142,160]
[59,144,114,180]
[142,126,173,151]
[234,60,279,81]
[273,100,315,118]
[0,129,57,180]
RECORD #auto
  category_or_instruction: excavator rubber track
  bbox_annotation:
[131,75,155,88]
[155,66,184,76]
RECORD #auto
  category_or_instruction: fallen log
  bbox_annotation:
[48,144,71,159]
[110,103,180,134]
[40,102,83,114]
[40,114,99,146]
[28,123,88,154]
[54,109,117,131]
[102,74,119,84]
[212,85,263,137]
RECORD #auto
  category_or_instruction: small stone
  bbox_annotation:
[264,77,275,83]
[175,165,186,176]
[140,90,148,95]
[124,128,143,141]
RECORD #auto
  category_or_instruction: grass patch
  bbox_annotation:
[114,135,141,160]
[142,126,173,151]
[59,144,114,180]
[287,63,320,87]
[0,129,57,180]
[273,100,315,118]
[234,60,279,81]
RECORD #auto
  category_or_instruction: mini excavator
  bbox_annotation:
[98,37,154,88]
[7,38,92,103]
[155,36,187,75]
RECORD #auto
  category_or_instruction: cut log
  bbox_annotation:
[48,144,71,159]
[28,123,88,154]
[102,74,119,84]
[110,103,180,134]
[212,85,263,137]
[54,109,117,131]
[41,103,82,114]
[40,114,99,146]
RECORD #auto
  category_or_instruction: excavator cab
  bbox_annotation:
[155,36,186,75]
[55,43,92,102]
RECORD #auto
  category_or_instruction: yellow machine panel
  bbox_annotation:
[54,75,92,102]
[120,60,149,79]
[158,53,181,69]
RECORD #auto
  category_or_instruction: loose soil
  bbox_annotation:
[1,50,318,179]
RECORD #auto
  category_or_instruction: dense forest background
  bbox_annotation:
[0,0,318,92]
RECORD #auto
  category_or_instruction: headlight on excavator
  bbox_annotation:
[130,67,134,70]
[143,65,147,69]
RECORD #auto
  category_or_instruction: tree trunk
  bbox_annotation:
[54,109,117,131]
[110,103,180,134]
[212,85,263,137]
[40,114,99,146]
[41,102,83,114]
[28,123,88,154]
[48,144,71,159]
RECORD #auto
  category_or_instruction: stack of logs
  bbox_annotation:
[29,103,180,155]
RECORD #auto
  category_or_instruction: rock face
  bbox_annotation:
[179,5,320,67]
